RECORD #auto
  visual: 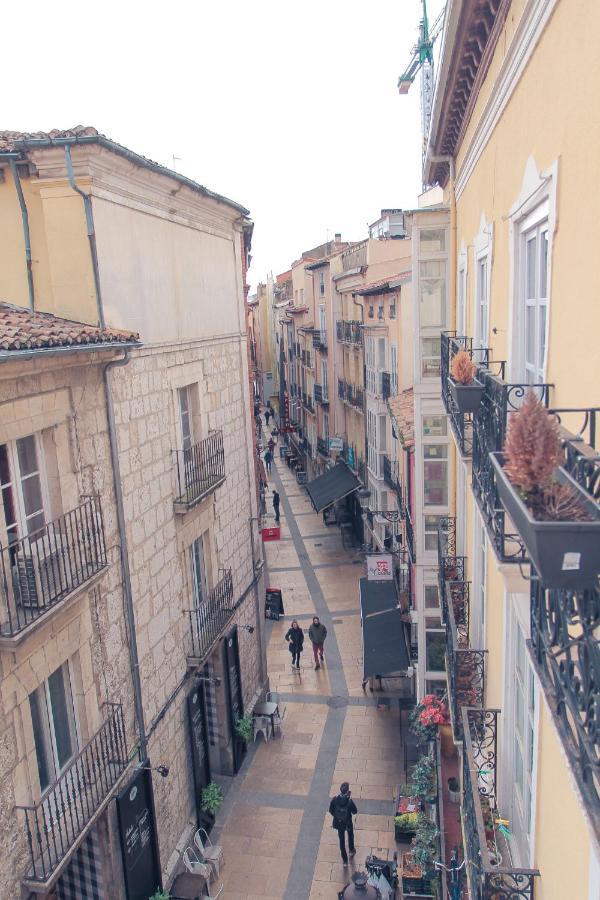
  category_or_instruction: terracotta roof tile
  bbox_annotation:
[0,126,99,152]
[354,272,412,296]
[0,302,140,353]
[388,388,414,449]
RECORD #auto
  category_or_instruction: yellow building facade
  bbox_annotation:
[425,0,600,896]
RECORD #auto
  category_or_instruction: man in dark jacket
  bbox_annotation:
[308,616,327,669]
[272,489,280,523]
[329,782,357,866]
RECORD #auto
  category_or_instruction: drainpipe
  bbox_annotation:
[103,351,148,761]
[64,145,106,329]
[0,155,35,311]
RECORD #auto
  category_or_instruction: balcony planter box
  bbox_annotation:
[448,376,484,414]
[490,452,600,588]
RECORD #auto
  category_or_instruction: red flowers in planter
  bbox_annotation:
[418,694,449,727]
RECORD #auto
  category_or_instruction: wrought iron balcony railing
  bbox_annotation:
[381,371,392,401]
[336,320,363,345]
[383,456,402,498]
[187,569,235,661]
[175,431,226,510]
[530,576,600,840]
[404,496,415,564]
[472,370,552,562]
[445,581,486,739]
[441,332,491,457]
[317,437,329,457]
[337,377,346,400]
[304,394,314,413]
[461,708,539,899]
[437,517,466,622]
[0,496,107,640]
[314,384,323,403]
[312,330,327,352]
[350,387,364,411]
[17,703,128,886]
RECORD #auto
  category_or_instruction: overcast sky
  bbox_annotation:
[3,0,444,290]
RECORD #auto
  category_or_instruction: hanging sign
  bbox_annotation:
[366,554,394,581]
[328,437,344,452]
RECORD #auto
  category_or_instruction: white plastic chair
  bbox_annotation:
[193,827,224,879]
[253,714,273,743]
[183,846,212,881]
[266,692,286,733]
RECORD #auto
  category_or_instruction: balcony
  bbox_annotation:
[314,383,326,404]
[312,330,327,352]
[404,498,415,564]
[381,371,392,401]
[461,708,539,899]
[383,455,402,498]
[349,386,364,411]
[0,497,107,642]
[317,437,329,457]
[303,393,314,414]
[174,431,226,511]
[336,320,363,346]
[441,332,491,457]
[337,377,346,400]
[187,570,235,663]
[18,703,128,888]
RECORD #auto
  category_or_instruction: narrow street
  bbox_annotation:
[212,454,406,899]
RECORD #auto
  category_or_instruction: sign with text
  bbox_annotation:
[116,767,161,900]
[328,437,344,452]
[187,684,211,825]
[366,554,394,581]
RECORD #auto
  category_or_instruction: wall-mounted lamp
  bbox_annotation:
[138,764,170,778]
[240,625,255,634]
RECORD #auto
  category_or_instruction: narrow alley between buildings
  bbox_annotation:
[211,452,406,900]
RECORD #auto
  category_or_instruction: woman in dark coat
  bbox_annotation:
[285,620,304,669]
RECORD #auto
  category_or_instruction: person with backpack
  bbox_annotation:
[308,615,327,670]
[284,620,304,669]
[329,782,358,866]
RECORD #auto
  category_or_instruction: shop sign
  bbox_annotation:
[116,767,161,900]
[328,437,344,452]
[366,554,393,581]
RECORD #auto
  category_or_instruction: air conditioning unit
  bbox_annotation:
[12,531,68,609]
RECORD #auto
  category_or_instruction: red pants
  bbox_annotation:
[312,642,324,663]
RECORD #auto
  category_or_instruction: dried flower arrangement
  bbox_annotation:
[502,392,590,522]
[450,349,477,386]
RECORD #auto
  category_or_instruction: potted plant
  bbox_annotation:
[235,714,253,744]
[200,781,223,832]
[489,392,600,587]
[395,793,422,840]
[448,349,484,414]
[447,776,460,804]
[149,892,170,900]
[411,814,440,875]
[409,695,453,758]
[409,754,436,802]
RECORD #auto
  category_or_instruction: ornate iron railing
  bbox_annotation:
[437,517,466,623]
[472,370,552,562]
[338,377,346,400]
[17,703,128,884]
[314,384,323,403]
[461,708,539,899]
[441,332,491,457]
[0,496,107,639]
[312,330,327,352]
[382,371,392,401]
[188,570,235,660]
[445,582,486,739]
[350,387,364,411]
[317,437,329,457]
[304,394,314,413]
[530,576,600,840]
[175,431,225,509]
[336,320,363,345]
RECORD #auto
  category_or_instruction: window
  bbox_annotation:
[377,338,386,370]
[378,306,384,320]
[420,260,447,327]
[509,615,536,862]
[421,337,441,378]
[475,256,489,349]
[457,256,467,336]
[321,361,329,399]
[0,435,47,541]
[323,413,330,441]
[424,515,442,552]
[422,416,447,437]
[423,445,448,506]
[420,228,447,253]
[319,304,327,337]
[390,344,398,395]
[472,515,487,647]
[191,535,209,606]
[29,662,78,792]
[178,387,193,450]
[319,272,325,296]
[425,627,446,672]
[424,584,440,610]
[522,221,549,384]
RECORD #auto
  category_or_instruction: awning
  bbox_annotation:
[305,461,361,512]
[388,388,415,449]
[359,577,410,679]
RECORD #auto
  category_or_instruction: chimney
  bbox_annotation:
[334,232,341,243]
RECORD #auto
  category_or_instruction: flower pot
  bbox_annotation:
[448,377,485,414]
[439,723,456,758]
[447,780,460,804]
[490,452,600,588]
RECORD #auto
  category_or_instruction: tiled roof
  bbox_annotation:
[354,272,411,296]
[388,388,414,449]
[0,302,140,353]
[0,126,249,216]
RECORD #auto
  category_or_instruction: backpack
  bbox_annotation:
[332,795,351,829]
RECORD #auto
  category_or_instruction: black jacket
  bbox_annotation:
[285,626,304,652]
[329,793,358,829]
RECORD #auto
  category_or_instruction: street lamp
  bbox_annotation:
[357,486,404,522]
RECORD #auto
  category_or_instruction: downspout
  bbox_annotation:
[103,351,148,761]
[64,145,106,328]
[2,155,35,310]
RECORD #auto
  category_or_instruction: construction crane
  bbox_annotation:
[398,0,446,162]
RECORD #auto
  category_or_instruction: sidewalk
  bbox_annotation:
[213,456,407,899]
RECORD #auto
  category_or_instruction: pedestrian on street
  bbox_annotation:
[264,448,273,475]
[255,413,262,436]
[265,409,271,427]
[268,437,275,455]
[308,616,327,670]
[271,426,279,445]
[272,489,280,523]
[329,782,358,866]
[285,620,304,669]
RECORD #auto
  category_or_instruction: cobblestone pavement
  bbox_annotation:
[212,457,406,899]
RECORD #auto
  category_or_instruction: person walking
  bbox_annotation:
[264,448,273,475]
[329,782,358,866]
[308,616,327,669]
[268,437,275,455]
[272,489,281,523]
[265,409,271,427]
[285,620,304,669]
[271,426,279,445]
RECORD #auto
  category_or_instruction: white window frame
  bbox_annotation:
[29,660,80,794]
[191,534,209,606]
[0,434,50,541]
[508,157,558,384]
[471,511,487,649]
[178,386,194,450]
[473,214,493,351]
[457,244,468,336]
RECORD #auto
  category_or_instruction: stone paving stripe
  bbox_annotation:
[275,692,388,708]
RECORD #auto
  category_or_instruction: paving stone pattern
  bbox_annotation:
[211,457,407,899]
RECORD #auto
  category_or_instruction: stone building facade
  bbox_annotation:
[0,128,265,899]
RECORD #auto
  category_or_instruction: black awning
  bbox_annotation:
[305,461,361,512]
[359,577,410,679]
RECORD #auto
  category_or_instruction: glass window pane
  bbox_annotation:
[424,585,439,609]
[421,338,441,378]
[540,230,548,298]
[526,235,537,298]
[539,304,547,374]
[21,475,44,522]
[424,445,448,460]
[424,459,448,506]
[422,416,447,437]
[420,279,446,326]
[426,632,446,671]
[420,229,446,253]
[30,687,53,791]
[0,444,11,486]
[17,436,39,477]
[525,305,536,366]
[515,742,524,794]
[48,665,76,770]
